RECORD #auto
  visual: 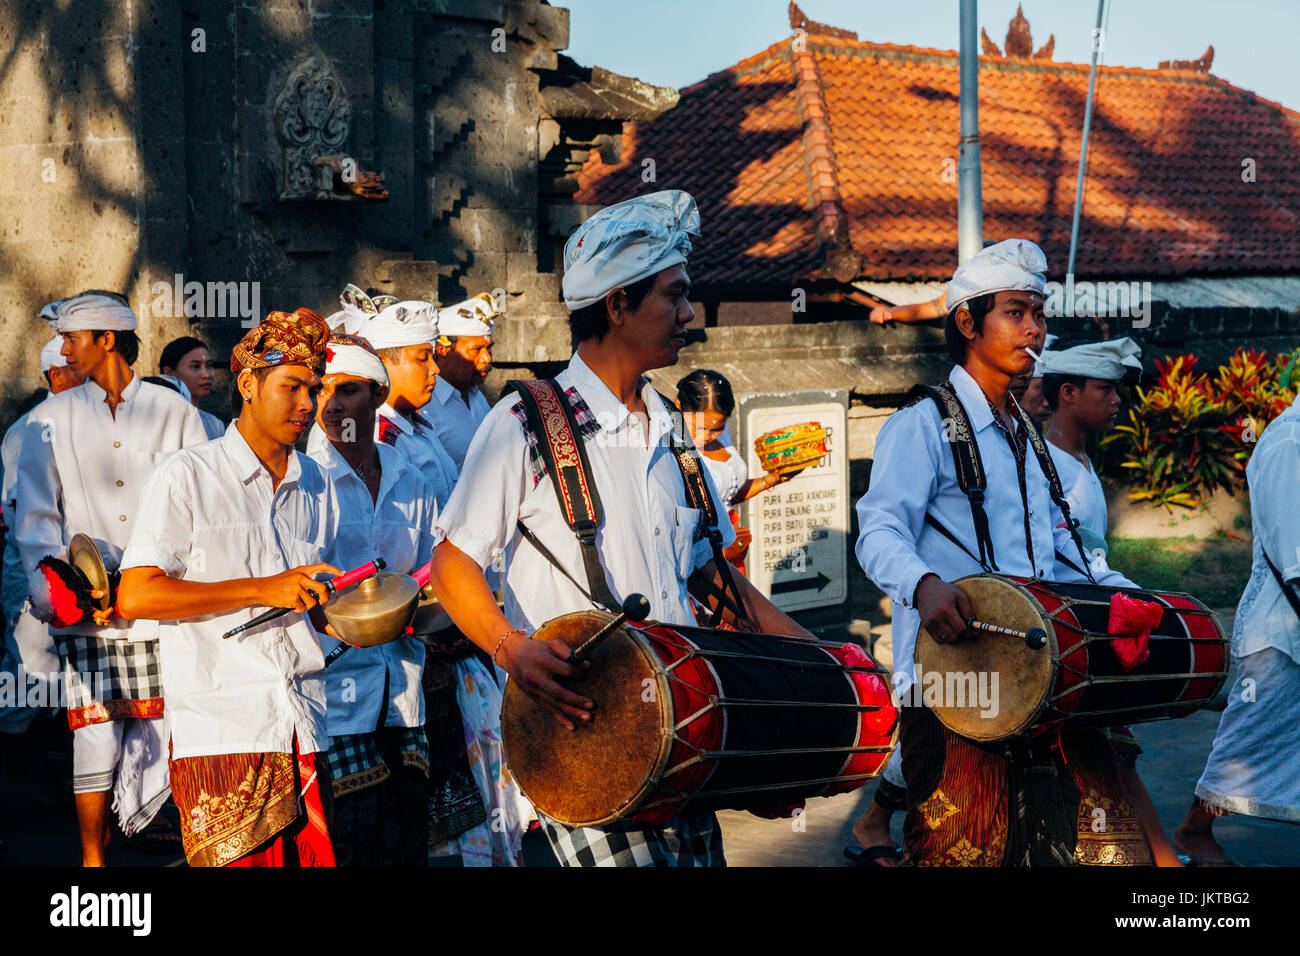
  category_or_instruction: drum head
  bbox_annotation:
[914,575,1056,741]
[501,611,671,828]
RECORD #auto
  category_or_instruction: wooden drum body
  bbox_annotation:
[502,611,898,828]
[914,574,1229,742]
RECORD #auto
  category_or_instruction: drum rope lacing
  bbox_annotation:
[637,629,897,802]
[1028,592,1228,714]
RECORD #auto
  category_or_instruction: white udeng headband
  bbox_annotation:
[325,342,389,388]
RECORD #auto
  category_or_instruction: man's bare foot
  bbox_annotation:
[849,806,900,867]
[1172,821,1231,865]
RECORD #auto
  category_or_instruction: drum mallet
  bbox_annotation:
[967,619,1048,650]
[570,593,652,663]
[222,557,387,638]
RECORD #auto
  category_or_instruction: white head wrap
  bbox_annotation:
[324,284,401,333]
[946,239,1048,316]
[325,336,390,388]
[436,293,499,338]
[1038,337,1143,382]
[41,293,137,333]
[39,335,68,372]
[562,190,700,311]
[338,299,438,350]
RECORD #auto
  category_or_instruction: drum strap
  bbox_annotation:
[1262,546,1300,622]
[907,383,998,572]
[1015,405,1097,584]
[656,390,754,631]
[907,382,1097,583]
[506,379,621,612]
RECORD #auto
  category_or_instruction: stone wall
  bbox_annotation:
[0,0,584,422]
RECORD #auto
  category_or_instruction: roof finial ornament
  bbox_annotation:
[1158,45,1214,73]
[1005,3,1034,58]
[787,1,859,40]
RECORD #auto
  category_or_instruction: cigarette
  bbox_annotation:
[1023,346,1042,363]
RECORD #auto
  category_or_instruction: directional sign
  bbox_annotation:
[736,390,849,613]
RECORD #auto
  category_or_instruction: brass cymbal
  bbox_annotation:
[323,572,419,647]
[68,533,112,612]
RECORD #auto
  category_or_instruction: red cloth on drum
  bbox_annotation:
[1107,593,1164,672]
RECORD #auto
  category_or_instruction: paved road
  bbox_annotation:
[717,709,1300,867]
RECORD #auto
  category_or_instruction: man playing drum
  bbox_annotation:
[856,240,1165,866]
[429,190,815,867]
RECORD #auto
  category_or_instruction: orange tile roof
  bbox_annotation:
[575,33,1300,291]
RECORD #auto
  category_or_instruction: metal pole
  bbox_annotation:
[1067,0,1108,280]
[957,0,983,264]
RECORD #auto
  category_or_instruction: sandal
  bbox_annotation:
[843,844,903,867]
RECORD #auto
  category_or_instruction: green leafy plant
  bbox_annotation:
[1101,347,1297,509]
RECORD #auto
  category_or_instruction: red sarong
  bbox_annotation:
[225,750,335,867]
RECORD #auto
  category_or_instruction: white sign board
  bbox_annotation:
[737,391,849,613]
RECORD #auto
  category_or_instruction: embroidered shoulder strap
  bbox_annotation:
[1015,405,1097,583]
[506,379,620,612]
[656,391,755,630]
[906,382,998,572]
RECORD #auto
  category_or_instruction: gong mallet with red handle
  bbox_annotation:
[222,557,387,638]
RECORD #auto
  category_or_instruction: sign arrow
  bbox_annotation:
[772,572,831,595]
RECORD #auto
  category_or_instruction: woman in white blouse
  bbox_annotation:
[676,369,793,568]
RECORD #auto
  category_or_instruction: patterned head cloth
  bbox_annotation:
[324,331,389,388]
[562,190,700,311]
[946,238,1048,316]
[230,308,331,375]
[436,292,500,338]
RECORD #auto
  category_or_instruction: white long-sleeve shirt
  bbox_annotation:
[120,423,341,758]
[434,353,735,634]
[429,377,491,472]
[1232,396,1300,664]
[856,364,1133,694]
[15,375,207,641]
[305,428,439,734]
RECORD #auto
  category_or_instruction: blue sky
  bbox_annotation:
[559,0,1299,109]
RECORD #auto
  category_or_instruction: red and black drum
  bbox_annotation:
[914,574,1229,742]
[502,610,898,828]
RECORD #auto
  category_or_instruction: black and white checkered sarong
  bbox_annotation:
[56,633,163,725]
[324,726,430,799]
[539,811,726,867]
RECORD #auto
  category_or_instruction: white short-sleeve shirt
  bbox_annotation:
[434,353,736,633]
[305,428,439,734]
[429,377,491,472]
[15,375,208,641]
[119,423,340,759]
